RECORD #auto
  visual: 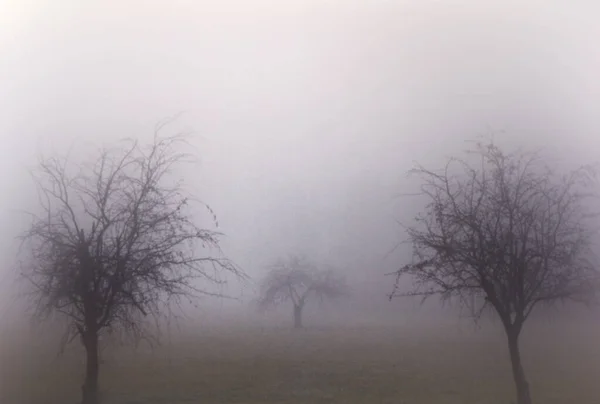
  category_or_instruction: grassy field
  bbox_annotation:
[2,321,600,404]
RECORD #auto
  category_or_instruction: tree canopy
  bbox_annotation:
[19,130,240,404]
[257,255,346,328]
[390,141,599,404]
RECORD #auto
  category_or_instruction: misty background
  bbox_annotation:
[2,0,600,332]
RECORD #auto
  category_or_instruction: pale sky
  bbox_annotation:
[1,0,600,311]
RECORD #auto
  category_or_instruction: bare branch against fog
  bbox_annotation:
[257,255,347,329]
[17,127,243,404]
[389,140,599,404]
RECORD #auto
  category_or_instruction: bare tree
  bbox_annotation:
[257,255,346,328]
[18,127,241,404]
[389,141,598,404]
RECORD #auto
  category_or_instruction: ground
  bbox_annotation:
[2,320,600,404]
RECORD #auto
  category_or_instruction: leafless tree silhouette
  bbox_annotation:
[258,255,346,328]
[18,125,241,404]
[389,141,599,404]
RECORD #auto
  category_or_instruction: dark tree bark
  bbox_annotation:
[19,128,241,404]
[82,331,99,404]
[257,255,346,329]
[293,304,303,329]
[389,141,598,404]
[506,327,531,404]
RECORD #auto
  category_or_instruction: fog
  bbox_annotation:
[2,0,600,357]
[5,2,600,404]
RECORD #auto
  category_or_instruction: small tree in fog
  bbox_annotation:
[18,126,240,404]
[257,255,346,328]
[389,141,598,404]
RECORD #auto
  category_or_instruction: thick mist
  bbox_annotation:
[3,0,600,322]
[2,2,600,403]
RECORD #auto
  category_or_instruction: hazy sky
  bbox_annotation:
[2,0,600,309]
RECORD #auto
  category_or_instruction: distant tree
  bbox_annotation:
[389,141,598,404]
[18,127,241,404]
[257,255,346,328]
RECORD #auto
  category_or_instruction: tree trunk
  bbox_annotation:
[293,304,303,329]
[506,328,532,404]
[81,331,100,404]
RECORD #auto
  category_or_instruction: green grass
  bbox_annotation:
[2,321,600,404]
